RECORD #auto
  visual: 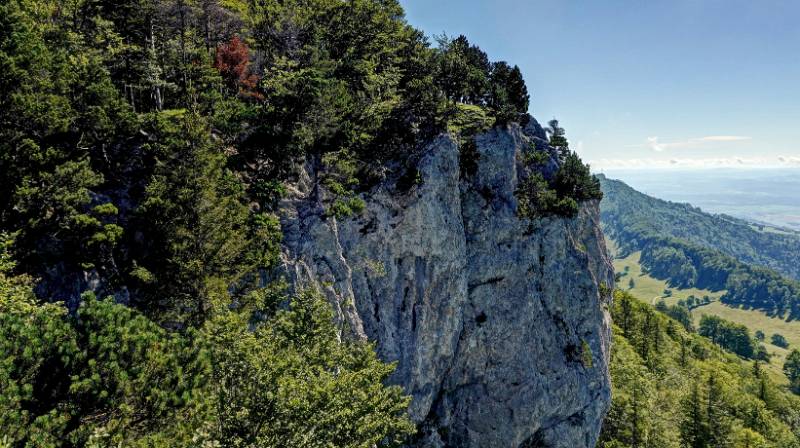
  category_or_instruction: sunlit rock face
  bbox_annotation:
[280,116,613,448]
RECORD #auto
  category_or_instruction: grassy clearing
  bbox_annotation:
[609,242,800,384]
[692,301,800,384]
[612,250,725,306]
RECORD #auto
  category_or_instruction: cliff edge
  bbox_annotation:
[279,117,614,448]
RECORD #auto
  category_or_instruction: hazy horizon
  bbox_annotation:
[603,167,800,231]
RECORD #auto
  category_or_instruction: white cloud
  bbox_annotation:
[701,136,752,142]
[778,156,800,166]
[632,135,752,152]
[587,156,800,170]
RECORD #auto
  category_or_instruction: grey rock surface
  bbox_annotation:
[279,123,613,448]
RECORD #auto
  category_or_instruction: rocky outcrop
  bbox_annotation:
[279,117,614,448]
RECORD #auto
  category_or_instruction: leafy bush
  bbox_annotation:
[0,289,414,447]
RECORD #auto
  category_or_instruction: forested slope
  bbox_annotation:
[599,290,800,448]
[599,175,800,280]
[600,175,800,319]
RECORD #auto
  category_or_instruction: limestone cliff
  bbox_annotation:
[279,117,614,448]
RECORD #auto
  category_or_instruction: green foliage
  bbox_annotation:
[546,119,569,160]
[447,103,495,136]
[516,173,564,219]
[197,291,414,447]
[581,339,594,368]
[599,290,800,448]
[515,124,602,220]
[600,175,800,319]
[487,61,529,124]
[434,34,491,104]
[132,111,256,325]
[656,300,695,332]
[698,315,757,359]
[772,333,790,348]
[0,292,203,447]
[432,34,528,125]
[0,279,414,446]
[784,350,800,393]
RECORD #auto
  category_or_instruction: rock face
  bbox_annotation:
[279,118,614,448]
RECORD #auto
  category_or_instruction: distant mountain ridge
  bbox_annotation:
[599,175,800,281]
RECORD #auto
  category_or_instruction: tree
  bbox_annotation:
[0,288,416,447]
[434,35,489,104]
[664,304,694,332]
[131,111,258,326]
[552,151,603,204]
[0,290,203,446]
[755,330,765,341]
[196,291,415,446]
[681,381,707,448]
[487,61,529,123]
[546,119,569,160]
[214,35,261,99]
[698,315,755,359]
[771,333,789,349]
[754,344,770,362]
[784,349,800,393]
[705,374,732,447]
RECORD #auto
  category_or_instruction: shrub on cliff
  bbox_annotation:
[516,122,602,220]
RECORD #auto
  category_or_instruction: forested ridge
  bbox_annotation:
[600,175,800,319]
[0,0,604,445]
[599,175,800,281]
[600,290,800,448]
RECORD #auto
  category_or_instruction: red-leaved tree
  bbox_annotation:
[214,36,262,100]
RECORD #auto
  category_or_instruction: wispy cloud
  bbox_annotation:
[629,135,752,152]
[778,156,800,166]
[588,156,800,170]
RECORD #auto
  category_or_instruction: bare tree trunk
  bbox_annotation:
[178,0,189,97]
[148,17,163,111]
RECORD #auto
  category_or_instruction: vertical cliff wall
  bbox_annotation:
[279,118,614,448]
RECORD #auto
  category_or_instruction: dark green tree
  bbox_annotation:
[771,333,789,348]
[487,61,529,123]
[784,349,800,393]
[681,381,707,448]
[130,111,261,325]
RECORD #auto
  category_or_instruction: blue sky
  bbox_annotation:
[400,0,800,170]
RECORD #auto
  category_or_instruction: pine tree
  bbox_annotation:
[547,119,570,161]
[706,374,732,447]
[131,111,255,325]
[681,381,707,448]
